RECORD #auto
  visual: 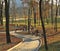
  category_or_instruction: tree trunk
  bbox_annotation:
[5,0,11,43]
[28,8,31,33]
[51,0,53,25]
[39,0,48,50]
[0,2,1,24]
[54,0,58,32]
[33,7,36,28]
[0,2,3,25]
[0,1,3,25]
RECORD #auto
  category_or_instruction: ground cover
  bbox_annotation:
[39,41,60,51]
[39,24,60,51]
[0,23,60,51]
[0,33,22,51]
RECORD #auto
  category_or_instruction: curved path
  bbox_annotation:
[6,31,42,51]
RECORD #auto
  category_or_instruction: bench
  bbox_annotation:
[30,27,42,36]
[15,25,27,32]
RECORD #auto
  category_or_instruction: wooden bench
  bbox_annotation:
[15,25,27,32]
[30,27,42,36]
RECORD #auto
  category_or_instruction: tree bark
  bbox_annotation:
[0,2,3,25]
[33,7,36,28]
[54,0,58,32]
[5,0,11,43]
[0,1,3,25]
[28,8,31,33]
[39,0,48,50]
[51,0,53,25]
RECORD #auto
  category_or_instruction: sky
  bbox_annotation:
[2,0,60,7]
[15,0,23,7]
[49,0,59,5]
[15,0,60,7]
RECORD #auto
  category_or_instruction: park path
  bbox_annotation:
[7,31,42,51]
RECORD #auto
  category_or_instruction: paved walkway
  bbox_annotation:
[4,31,42,51]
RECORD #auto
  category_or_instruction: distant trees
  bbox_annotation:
[28,0,36,28]
[4,0,11,43]
[11,0,17,24]
[45,0,50,24]
[58,1,60,15]
[23,4,27,25]
[32,1,37,28]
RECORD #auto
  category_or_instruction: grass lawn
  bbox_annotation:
[39,41,60,51]
[0,33,22,51]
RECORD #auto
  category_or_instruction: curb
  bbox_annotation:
[7,42,23,51]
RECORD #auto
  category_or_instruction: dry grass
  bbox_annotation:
[41,26,60,45]
[36,24,60,45]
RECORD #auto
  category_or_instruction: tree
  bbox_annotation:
[0,1,3,25]
[51,0,53,25]
[45,0,50,24]
[28,8,31,33]
[39,0,48,50]
[29,0,37,28]
[21,0,31,33]
[54,0,58,32]
[23,4,26,25]
[33,1,37,28]
[4,0,11,43]
[11,0,17,24]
